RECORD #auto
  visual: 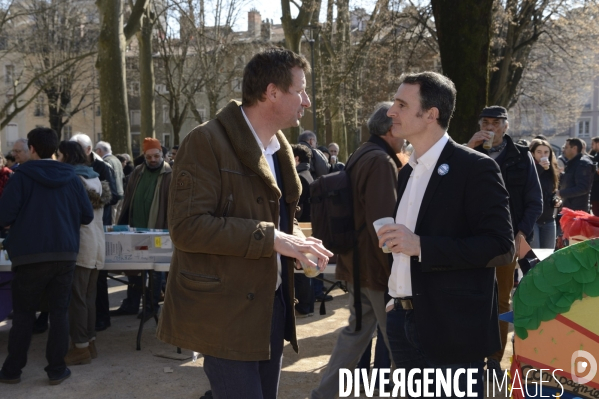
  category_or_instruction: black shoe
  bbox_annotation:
[109,307,138,316]
[49,367,71,386]
[95,320,111,332]
[315,294,333,302]
[200,390,213,399]
[0,370,20,384]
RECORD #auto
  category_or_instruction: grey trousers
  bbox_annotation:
[310,286,393,399]
[69,266,99,344]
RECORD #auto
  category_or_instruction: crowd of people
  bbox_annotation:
[0,46,598,399]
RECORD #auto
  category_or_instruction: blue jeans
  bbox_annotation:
[203,288,286,399]
[386,307,485,398]
[2,261,75,379]
[531,220,556,249]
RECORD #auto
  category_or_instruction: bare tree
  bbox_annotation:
[23,0,98,138]
[316,0,389,158]
[281,0,321,54]
[96,0,150,153]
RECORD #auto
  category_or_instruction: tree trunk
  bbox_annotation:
[431,0,494,144]
[96,0,131,153]
[137,11,155,139]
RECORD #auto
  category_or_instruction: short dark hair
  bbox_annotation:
[172,145,179,150]
[399,72,456,129]
[27,127,58,159]
[591,136,599,144]
[566,138,583,153]
[292,144,312,164]
[242,47,310,107]
[58,140,87,165]
[5,153,15,162]
[367,102,393,136]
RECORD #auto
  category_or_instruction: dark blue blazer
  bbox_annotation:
[395,138,514,364]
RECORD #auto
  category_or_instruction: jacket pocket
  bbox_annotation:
[177,270,222,292]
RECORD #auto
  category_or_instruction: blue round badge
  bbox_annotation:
[437,164,449,176]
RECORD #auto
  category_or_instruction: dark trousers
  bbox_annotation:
[95,270,110,325]
[386,307,485,399]
[294,274,314,314]
[2,261,75,379]
[119,272,163,312]
[203,288,286,399]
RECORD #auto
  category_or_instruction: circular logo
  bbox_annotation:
[437,164,449,176]
[571,350,598,384]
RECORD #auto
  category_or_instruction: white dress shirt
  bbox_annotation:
[241,107,283,290]
[388,133,449,301]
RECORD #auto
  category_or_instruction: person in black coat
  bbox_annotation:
[557,138,595,212]
[377,72,514,398]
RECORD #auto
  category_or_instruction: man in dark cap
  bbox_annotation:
[466,105,542,377]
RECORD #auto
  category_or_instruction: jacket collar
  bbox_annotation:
[367,134,402,169]
[216,100,301,203]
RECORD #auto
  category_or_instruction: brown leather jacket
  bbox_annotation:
[157,101,303,361]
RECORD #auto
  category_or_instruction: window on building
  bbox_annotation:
[197,107,206,120]
[162,105,169,123]
[63,125,72,139]
[34,96,46,117]
[96,105,101,116]
[577,119,591,138]
[96,133,102,142]
[5,64,14,84]
[131,132,141,157]
[163,133,171,149]
[6,123,18,147]
[130,110,141,126]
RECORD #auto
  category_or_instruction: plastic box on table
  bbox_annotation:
[105,231,173,263]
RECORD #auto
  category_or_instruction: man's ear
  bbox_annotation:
[427,107,439,123]
[265,83,279,102]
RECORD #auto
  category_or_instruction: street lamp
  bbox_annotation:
[303,24,320,136]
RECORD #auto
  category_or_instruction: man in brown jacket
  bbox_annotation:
[311,102,404,399]
[111,137,172,319]
[157,48,332,399]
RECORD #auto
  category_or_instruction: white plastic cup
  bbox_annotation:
[482,131,495,150]
[300,252,321,278]
[540,156,550,170]
[373,217,395,253]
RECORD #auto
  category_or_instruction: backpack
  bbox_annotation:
[308,144,379,331]
[309,146,378,253]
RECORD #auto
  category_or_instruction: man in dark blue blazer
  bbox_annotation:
[377,72,514,398]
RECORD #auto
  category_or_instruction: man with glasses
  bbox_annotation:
[112,138,172,320]
[11,138,30,166]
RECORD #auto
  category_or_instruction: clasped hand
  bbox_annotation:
[273,232,333,271]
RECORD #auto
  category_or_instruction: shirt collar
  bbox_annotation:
[408,133,449,170]
[240,106,280,156]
